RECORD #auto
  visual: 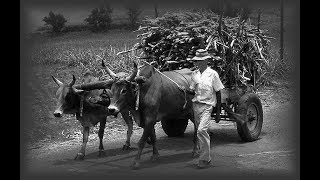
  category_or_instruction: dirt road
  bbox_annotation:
[21,84,299,179]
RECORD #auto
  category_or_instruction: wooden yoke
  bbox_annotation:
[73,79,115,91]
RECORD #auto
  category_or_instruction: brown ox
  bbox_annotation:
[52,69,137,160]
[104,60,199,169]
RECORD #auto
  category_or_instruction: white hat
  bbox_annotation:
[190,49,212,61]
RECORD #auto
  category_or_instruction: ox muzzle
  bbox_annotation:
[53,109,63,118]
[107,104,120,117]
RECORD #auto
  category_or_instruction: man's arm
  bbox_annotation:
[212,71,224,123]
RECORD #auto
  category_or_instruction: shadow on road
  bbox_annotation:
[156,128,246,151]
[130,152,195,169]
[85,151,195,170]
[52,126,258,169]
[52,146,139,166]
[86,147,138,159]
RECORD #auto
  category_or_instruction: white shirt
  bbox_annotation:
[189,67,225,106]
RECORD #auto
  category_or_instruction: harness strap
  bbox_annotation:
[135,86,140,110]
[80,96,84,117]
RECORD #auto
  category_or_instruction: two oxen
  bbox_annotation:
[52,69,137,160]
[52,60,199,168]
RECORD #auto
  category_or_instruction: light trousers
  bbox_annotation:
[193,102,213,162]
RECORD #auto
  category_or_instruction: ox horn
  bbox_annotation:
[126,61,138,81]
[101,60,117,80]
[52,76,63,86]
[69,75,76,86]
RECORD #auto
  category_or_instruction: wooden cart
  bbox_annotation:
[160,60,263,142]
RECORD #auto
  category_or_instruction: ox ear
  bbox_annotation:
[52,76,63,86]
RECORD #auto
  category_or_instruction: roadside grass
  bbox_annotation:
[247,4,295,87]
[25,30,142,145]
[30,30,139,67]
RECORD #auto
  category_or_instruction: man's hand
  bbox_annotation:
[178,85,196,95]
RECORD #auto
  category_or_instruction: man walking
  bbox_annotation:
[183,49,225,168]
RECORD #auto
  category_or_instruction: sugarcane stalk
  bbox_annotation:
[255,40,264,59]
[116,48,136,56]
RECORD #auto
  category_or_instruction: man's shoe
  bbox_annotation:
[197,160,212,169]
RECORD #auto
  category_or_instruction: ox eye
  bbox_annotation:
[121,89,127,94]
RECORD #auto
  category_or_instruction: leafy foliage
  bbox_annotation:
[124,1,142,30]
[209,0,252,21]
[85,4,113,32]
[43,11,67,33]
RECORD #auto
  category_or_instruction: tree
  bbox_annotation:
[280,0,284,61]
[43,11,67,33]
[154,3,158,18]
[85,4,113,32]
[239,1,252,22]
[208,0,251,21]
[124,1,142,30]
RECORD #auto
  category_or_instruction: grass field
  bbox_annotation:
[21,1,299,146]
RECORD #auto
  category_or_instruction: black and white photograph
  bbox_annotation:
[20,0,300,179]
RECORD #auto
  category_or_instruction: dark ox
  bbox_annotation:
[52,70,137,160]
[104,60,199,169]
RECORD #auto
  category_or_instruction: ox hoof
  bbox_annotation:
[74,153,85,160]
[131,161,140,170]
[192,151,200,158]
[98,150,106,157]
[122,144,131,150]
[150,154,160,162]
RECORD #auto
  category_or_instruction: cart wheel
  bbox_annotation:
[236,93,263,142]
[161,118,188,137]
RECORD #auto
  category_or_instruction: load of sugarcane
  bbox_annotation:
[120,10,274,89]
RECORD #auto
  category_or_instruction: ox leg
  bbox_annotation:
[150,127,160,162]
[98,119,106,157]
[131,123,152,169]
[74,126,89,160]
[121,111,133,150]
